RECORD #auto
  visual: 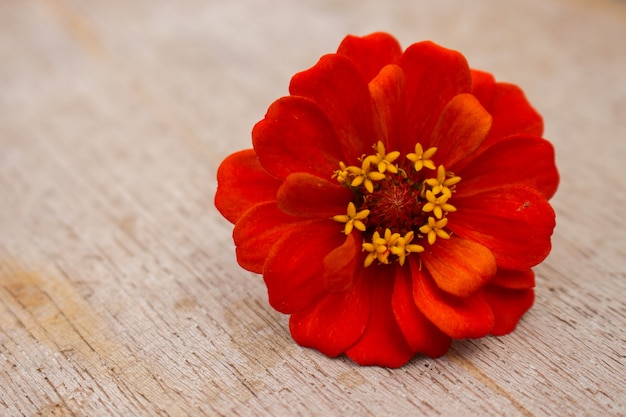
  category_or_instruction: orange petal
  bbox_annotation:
[412,259,495,339]
[421,237,497,297]
[368,64,406,153]
[428,93,492,169]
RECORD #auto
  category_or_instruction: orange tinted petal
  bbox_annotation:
[276,172,353,218]
[399,41,472,155]
[337,32,403,82]
[215,149,282,223]
[412,260,495,339]
[368,64,406,153]
[252,96,343,179]
[289,54,376,162]
[428,93,492,169]
[392,266,451,357]
[421,237,497,297]
[484,285,534,335]
[346,267,414,367]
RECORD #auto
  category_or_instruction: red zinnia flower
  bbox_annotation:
[215,32,558,368]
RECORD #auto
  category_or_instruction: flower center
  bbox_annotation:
[361,175,424,235]
[332,141,460,266]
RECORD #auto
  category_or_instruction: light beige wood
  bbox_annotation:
[1,0,625,415]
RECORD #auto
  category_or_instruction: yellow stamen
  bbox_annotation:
[419,217,451,245]
[332,161,351,185]
[425,165,461,197]
[406,144,437,172]
[333,202,370,235]
[362,228,399,266]
[422,190,457,219]
[364,141,400,174]
[350,161,386,193]
[390,231,424,265]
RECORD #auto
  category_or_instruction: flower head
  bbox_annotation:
[215,32,558,368]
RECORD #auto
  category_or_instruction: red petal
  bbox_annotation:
[346,266,414,368]
[456,135,559,199]
[289,54,376,162]
[322,232,361,292]
[263,221,343,313]
[451,186,556,270]
[428,93,492,169]
[289,271,370,357]
[337,32,403,83]
[481,82,544,147]
[276,172,353,218]
[470,70,496,107]
[252,96,343,179]
[412,259,495,339]
[233,201,304,273]
[484,285,534,335]
[215,149,282,223]
[490,269,535,290]
[392,266,452,357]
[399,41,472,155]
[421,237,496,297]
[368,64,406,153]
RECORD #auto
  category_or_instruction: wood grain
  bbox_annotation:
[1,0,625,415]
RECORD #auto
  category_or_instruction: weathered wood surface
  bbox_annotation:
[1,0,625,415]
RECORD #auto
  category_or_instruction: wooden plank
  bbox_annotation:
[1,0,625,415]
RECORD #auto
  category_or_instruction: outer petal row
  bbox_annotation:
[345,267,414,367]
[263,221,347,314]
[233,202,303,273]
[215,149,282,224]
[289,53,377,163]
[337,32,403,83]
[471,69,544,146]
[451,185,556,270]
[289,269,370,358]
[399,41,472,156]
[456,134,559,200]
[252,96,343,179]
[412,257,495,339]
